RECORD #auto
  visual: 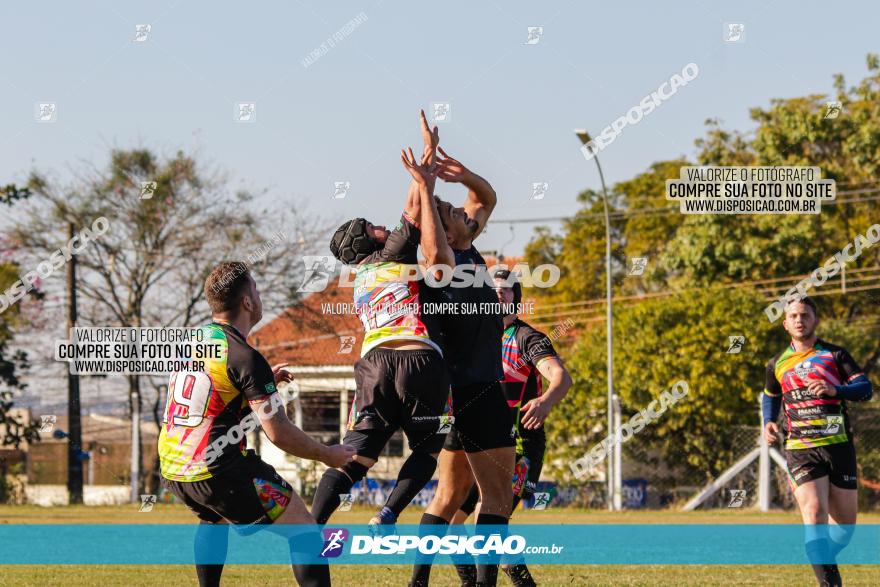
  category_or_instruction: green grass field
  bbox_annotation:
[1,505,878,586]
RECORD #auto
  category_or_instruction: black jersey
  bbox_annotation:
[423,245,503,387]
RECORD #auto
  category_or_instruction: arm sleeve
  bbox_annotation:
[835,374,873,402]
[833,348,872,401]
[762,393,781,425]
[376,213,420,263]
[228,349,278,402]
[763,358,782,425]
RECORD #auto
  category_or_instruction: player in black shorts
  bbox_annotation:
[449,269,572,587]
[310,112,453,527]
[159,262,357,587]
[762,297,873,587]
[409,147,514,587]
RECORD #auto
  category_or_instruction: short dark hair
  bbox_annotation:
[205,261,251,314]
[492,269,522,307]
[785,295,818,317]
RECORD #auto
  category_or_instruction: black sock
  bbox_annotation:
[475,513,509,587]
[289,531,331,587]
[311,466,364,524]
[454,561,478,586]
[503,564,536,587]
[194,521,228,587]
[384,452,438,516]
[409,513,449,587]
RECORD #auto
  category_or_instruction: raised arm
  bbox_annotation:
[401,148,454,268]
[435,146,497,240]
[404,110,440,224]
[255,396,356,467]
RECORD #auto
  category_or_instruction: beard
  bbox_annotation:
[790,324,816,341]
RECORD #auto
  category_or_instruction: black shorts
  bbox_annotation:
[786,442,858,490]
[443,381,515,453]
[347,348,451,459]
[162,451,293,529]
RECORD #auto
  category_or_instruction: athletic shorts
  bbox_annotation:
[785,442,858,490]
[348,348,451,459]
[459,431,545,514]
[443,381,515,453]
[162,451,293,529]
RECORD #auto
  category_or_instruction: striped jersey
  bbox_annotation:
[500,319,558,450]
[764,339,864,450]
[354,213,441,356]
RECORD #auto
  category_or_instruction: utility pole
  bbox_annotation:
[66,222,84,505]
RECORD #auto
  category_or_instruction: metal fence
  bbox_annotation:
[609,405,880,510]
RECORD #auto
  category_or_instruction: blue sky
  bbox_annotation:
[2,0,877,256]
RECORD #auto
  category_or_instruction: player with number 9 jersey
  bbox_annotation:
[159,322,279,481]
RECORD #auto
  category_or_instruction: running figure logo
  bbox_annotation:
[338,336,356,354]
[628,257,648,276]
[139,494,157,512]
[727,489,746,508]
[140,181,157,200]
[524,27,543,45]
[39,415,57,433]
[431,102,451,123]
[530,182,548,200]
[724,23,745,43]
[320,528,349,558]
[333,181,351,199]
[532,492,551,510]
[134,24,151,42]
[824,101,842,119]
[338,493,355,511]
[727,335,745,354]
[298,256,335,293]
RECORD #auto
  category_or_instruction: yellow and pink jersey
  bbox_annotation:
[158,322,278,481]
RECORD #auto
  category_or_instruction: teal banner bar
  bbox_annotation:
[0,525,877,565]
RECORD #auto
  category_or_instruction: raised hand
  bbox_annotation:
[401,147,437,187]
[419,109,440,165]
[435,146,471,184]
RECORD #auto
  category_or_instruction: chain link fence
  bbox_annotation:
[603,405,880,510]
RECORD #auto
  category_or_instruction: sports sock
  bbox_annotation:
[384,451,438,517]
[829,524,855,558]
[453,561,478,586]
[289,530,331,587]
[475,513,509,586]
[409,513,449,586]
[310,463,367,524]
[502,564,536,587]
[194,520,228,587]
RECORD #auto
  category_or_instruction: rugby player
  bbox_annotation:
[762,297,873,587]
[449,269,572,587]
[408,147,514,587]
[311,112,452,527]
[158,261,357,587]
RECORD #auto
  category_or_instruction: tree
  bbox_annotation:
[0,186,41,454]
[547,287,785,485]
[10,150,328,495]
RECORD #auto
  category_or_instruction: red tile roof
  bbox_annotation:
[250,276,362,367]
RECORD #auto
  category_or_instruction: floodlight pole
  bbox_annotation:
[575,130,621,511]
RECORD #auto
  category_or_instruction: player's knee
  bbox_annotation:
[801,501,827,523]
